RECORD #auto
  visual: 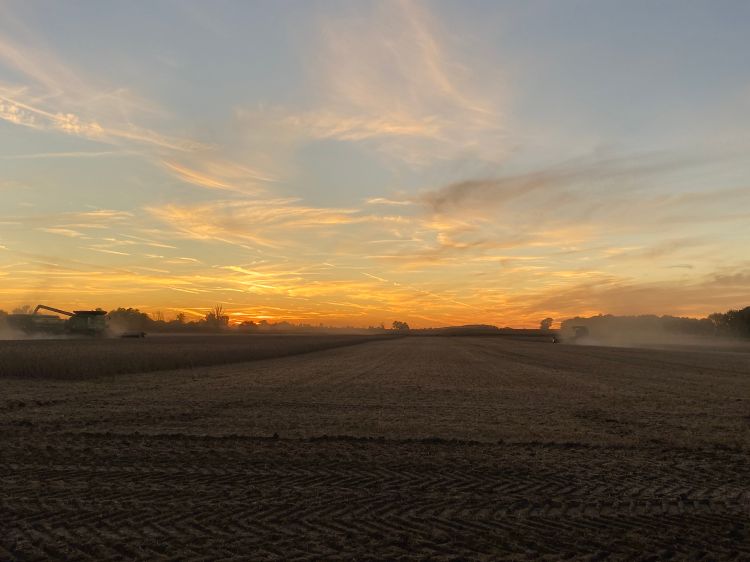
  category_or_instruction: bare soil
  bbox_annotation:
[1,336,749,560]
[0,334,390,378]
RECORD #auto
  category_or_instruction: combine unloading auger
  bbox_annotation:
[33,304,74,317]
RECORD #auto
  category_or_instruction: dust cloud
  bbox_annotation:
[559,316,747,351]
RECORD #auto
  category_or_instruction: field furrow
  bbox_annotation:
[1,335,748,559]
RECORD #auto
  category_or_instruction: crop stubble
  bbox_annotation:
[1,336,749,560]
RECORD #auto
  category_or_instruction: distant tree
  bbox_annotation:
[540,317,554,331]
[214,305,223,319]
[108,307,153,332]
[392,320,410,331]
[12,304,32,314]
[152,310,165,322]
[175,312,186,324]
[708,312,728,334]
[205,304,229,329]
[724,307,750,337]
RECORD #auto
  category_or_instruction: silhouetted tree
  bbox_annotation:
[12,305,32,314]
[722,307,750,337]
[392,320,410,331]
[708,313,724,332]
[108,308,153,332]
[560,308,750,340]
[205,304,229,329]
[540,317,554,331]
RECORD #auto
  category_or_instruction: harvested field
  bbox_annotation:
[0,334,391,379]
[1,336,749,560]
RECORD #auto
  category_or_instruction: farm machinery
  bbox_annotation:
[551,325,589,344]
[7,305,108,337]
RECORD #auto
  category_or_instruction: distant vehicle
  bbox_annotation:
[8,304,108,337]
[550,325,588,344]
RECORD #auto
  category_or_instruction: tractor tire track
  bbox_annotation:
[1,432,748,560]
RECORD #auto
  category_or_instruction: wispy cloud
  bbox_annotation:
[147,199,365,249]
[119,234,176,249]
[162,158,274,194]
[0,94,103,136]
[162,161,236,191]
[87,247,131,256]
[242,0,504,167]
[0,92,207,151]
[37,227,86,238]
[282,112,441,142]
[0,150,124,160]
[3,209,134,229]
[0,21,207,153]
[365,197,414,207]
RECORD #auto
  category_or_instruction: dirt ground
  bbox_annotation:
[1,336,749,560]
[0,334,389,378]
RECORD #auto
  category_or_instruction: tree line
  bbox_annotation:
[0,304,409,334]
[3,301,748,337]
[560,306,750,339]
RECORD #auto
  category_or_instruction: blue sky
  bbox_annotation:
[1,1,749,326]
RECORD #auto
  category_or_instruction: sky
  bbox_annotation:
[1,0,749,327]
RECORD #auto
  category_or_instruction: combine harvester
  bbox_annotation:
[7,305,110,337]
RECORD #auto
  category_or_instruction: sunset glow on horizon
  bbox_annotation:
[1,1,749,327]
